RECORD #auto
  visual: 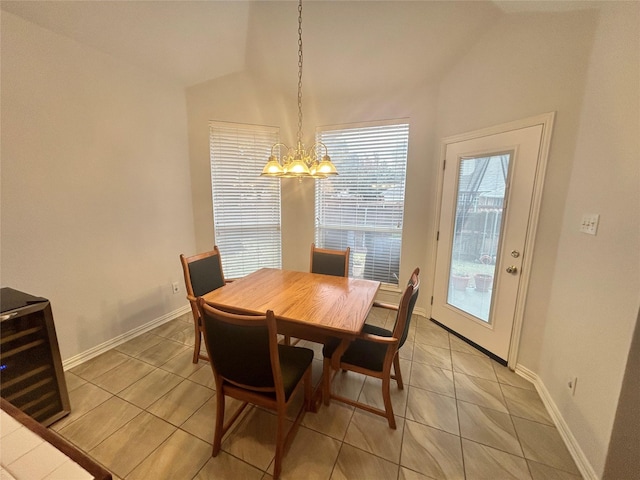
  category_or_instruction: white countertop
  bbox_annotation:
[0,410,93,480]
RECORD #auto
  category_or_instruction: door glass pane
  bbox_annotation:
[447,154,511,323]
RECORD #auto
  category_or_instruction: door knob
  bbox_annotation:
[506,265,518,274]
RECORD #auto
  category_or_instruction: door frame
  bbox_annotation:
[429,112,555,368]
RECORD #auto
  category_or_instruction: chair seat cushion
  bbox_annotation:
[277,345,314,400]
[322,333,389,373]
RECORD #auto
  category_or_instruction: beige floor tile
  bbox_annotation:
[69,350,131,381]
[58,396,141,451]
[451,351,497,381]
[397,357,412,385]
[269,425,341,480]
[117,368,183,409]
[402,326,417,345]
[63,371,87,392]
[158,347,206,378]
[222,407,282,470]
[357,375,408,419]
[414,318,445,333]
[512,417,580,475]
[175,311,193,324]
[462,438,532,479]
[126,429,211,480]
[149,318,193,339]
[114,331,164,357]
[501,384,553,425]
[194,452,263,480]
[331,443,399,480]
[135,338,190,367]
[412,343,452,370]
[366,306,393,327]
[414,326,450,349]
[296,339,324,359]
[398,466,433,480]
[457,400,523,456]
[449,335,486,357]
[343,410,404,463]
[88,411,175,478]
[163,322,196,347]
[398,341,414,361]
[50,382,112,431]
[401,419,464,480]
[311,358,325,388]
[180,395,217,443]
[406,386,459,435]
[48,320,590,480]
[147,379,214,426]
[527,459,583,480]
[493,364,536,391]
[409,362,455,397]
[91,357,156,394]
[329,370,366,402]
[454,372,508,413]
[181,394,246,444]
[188,364,216,390]
[302,400,354,441]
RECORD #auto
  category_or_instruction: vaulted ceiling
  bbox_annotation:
[1,1,595,97]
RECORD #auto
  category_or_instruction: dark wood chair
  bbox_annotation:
[196,298,314,480]
[180,247,229,363]
[322,267,420,429]
[310,243,350,277]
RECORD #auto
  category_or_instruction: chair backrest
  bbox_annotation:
[197,298,284,395]
[310,243,350,277]
[391,268,420,349]
[180,247,226,298]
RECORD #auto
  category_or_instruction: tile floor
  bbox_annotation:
[51,309,583,479]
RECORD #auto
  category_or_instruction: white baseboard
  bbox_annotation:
[515,364,598,480]
[414,307,428,319]
[62,305,191,371]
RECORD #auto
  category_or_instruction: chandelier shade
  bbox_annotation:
[260,0,338,179]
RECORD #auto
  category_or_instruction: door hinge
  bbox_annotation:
[443,159,446,170]
[430,296,434,305]
[436,231,439,241]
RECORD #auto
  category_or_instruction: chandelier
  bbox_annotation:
[261,0,338,179]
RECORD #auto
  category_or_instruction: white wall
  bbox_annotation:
[0,13,196,360]
[437,4,639,476]
[537,4,639,476]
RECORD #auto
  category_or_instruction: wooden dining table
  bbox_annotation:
[203,267,380,342]
[202,268,380,403]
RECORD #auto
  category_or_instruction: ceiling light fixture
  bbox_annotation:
[261,0,338,179]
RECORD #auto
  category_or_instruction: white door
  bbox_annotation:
[431,114,554,363]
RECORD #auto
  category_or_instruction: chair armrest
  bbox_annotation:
[372,301,399,312]
[186,294,197,303]
[358,332,399,345]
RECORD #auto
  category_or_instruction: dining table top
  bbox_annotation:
[202,268,380,338]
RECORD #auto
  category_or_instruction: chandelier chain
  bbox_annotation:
[297,0,304,144]
[259,0,337,178]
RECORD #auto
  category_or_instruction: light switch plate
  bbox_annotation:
[580,214,599,235]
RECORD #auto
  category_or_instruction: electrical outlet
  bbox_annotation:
[579,214,599,235]
[172,282,180,294]
[568,376,578,396]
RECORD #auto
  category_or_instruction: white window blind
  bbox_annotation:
[209,121,282,278]
[315,122,409,286]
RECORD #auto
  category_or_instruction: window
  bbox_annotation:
[209,121,282,278]
[315,121,409,286]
